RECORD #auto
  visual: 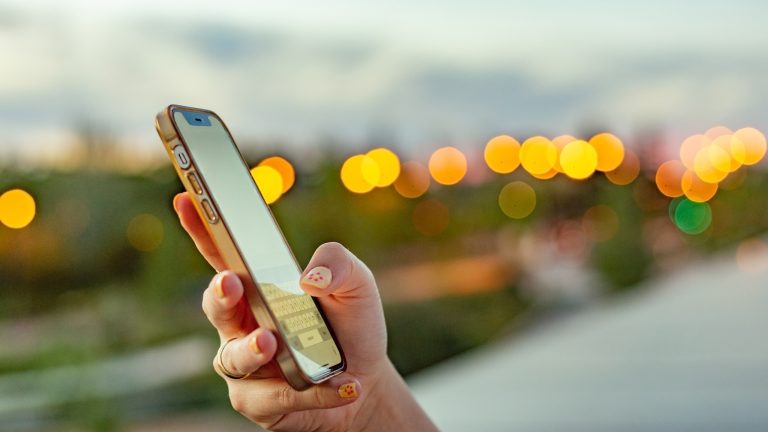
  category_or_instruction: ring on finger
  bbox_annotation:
[216,337,251,380]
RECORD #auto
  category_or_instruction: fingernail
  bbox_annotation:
[249,334,261,354]
[214,273,226,299]
[173,194,182,212]
[302,266,332,289]
[338,382,358,399]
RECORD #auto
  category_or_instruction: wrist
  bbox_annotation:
[349,359,437,432]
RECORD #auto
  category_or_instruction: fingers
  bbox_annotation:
[173,192,227,271]
[228,376,362,422]
[202,271,258,340]
[299,242,378,302]
[215,327,278,380]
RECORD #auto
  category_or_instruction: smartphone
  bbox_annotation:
[155,105,345,390]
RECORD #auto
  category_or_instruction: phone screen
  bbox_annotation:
[173,109,342,379]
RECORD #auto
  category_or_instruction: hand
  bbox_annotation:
[172,193,435,431]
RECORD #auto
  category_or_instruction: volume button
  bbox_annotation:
[200,198,219,224]
[187,172,204,195]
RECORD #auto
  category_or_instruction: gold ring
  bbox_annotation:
[216,337,251,380]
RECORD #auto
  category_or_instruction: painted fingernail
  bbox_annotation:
[214,273,226,299]
[302,266,332,289]
[173,194,182,212]
[249,334,261,354]
[338,382,358,399]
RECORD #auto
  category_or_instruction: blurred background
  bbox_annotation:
[2,1,768,431]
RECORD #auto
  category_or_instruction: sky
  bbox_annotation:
[1,0,767,166]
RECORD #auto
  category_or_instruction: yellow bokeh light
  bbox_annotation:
[366,148,400,187]
[250,165,284,204]
[520,136,558,176]
[693,146,728,184]
[732,127,767,166]
[710,135,742,173]
[126,213,164,252]
[484,135,521,174]
[680,134,709,171]
[551,135,576,173]
[559,139,598,180]
[681,170,718,202]
[655,160,685,198]
[258,156,295,193]
[0,189,36,229]
[589,133,625,172]
[498,181,536,219]
[394,161,431,198]
[428,146,467,185]
[605,150,640,186]
[341,154,377,194]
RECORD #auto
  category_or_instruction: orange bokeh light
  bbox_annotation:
[429,147,467,185]
[484,135,521,174]
[605,150,640,186]
[589,132,625,172]
[258,156,295,193]
[681,170,718,202]
[655,160,685,198]
[394,161,431,198]
[520,136,558,176]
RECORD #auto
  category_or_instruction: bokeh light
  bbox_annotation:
[559,139,598,180]
[704,125,732,139]
[520,136,557,176]
[394,161,430,198]
[710,135,742,173]
[680,134,709,170]
[126,213,164,252]
[589,133,625,172]
[484,135,521,174]
[655,160,685,198]
[366,148,401,187]
[693,144,728,183]
[412,198,450,236]
[498,181,536,219]
[583,205,619,242]
[340,154,378,194]
[428,147,467,185]
[258,156,295,193]
[250,165,284,204]
[551,135,576,173]
[672,199,712,235]
[0,188,36,229]
[530,168,558,180]
[605,150,640,186]
[732,127,767,165]
[681,170,718,202]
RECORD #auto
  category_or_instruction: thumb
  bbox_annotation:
[299,242,380,305]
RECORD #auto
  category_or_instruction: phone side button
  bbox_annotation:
[200,198,219,224]
[186,172,204,195]
[173,146,192,169]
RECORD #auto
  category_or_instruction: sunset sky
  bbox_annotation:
[1,0,767,165]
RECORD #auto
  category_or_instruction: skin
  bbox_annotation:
[173,192,438,432]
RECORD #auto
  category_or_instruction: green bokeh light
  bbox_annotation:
[672,198,712,234]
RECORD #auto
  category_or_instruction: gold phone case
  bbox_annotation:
[155,105,345,390]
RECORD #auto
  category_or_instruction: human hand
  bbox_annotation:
[173,192,432,431]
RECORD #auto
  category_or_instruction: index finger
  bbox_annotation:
[174,192,227,271]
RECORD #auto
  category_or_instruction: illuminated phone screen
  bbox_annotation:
[173,109,342,378]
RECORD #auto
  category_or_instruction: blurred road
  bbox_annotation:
[410,249,768,431]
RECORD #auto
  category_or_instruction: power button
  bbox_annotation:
[173,146,192,169]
